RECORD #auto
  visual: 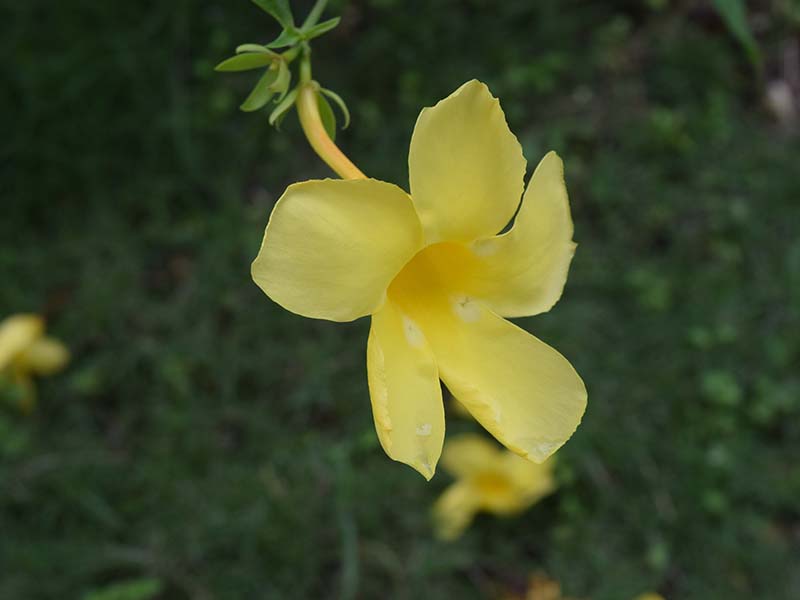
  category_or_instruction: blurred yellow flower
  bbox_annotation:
[252,79,586,479]
[0,314,69,412]
[502,573,663,600]
[514,574,576,600]
[432,434,556,540]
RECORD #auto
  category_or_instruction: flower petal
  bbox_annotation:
[252,179,423,322]
[18,337,70,375]
[367,300,444,480]
[500,452,557,503]
[413,300,586,463]
[432,480,480,541]
[408,80,526,244]
[0,314,43,370]
[440,433,500,479]
[466,151,577,317]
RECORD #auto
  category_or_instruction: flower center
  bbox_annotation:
[387,242,480,315]
[473,471,514,501]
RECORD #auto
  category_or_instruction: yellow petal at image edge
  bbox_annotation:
[17,337,70,375]
[0,314,44,369]
[367,300,444,480]
[252,179,423,322]
[467,151,577,318]
[419,302,586,463]
[408,80,526,244]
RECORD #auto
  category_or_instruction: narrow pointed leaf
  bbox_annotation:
[266,28,302,48]
[236,44,276,55]
[302,0,328,29]
[269,88,298,128]
[270,60,291,101]
[302,17,340,41]
[273,107,291,130]
[215,53,274,72]
[240,69,279,112]
[320,88,351,129]
[317,93,337,141]
[711,0,762,69]
[251,0,294,28]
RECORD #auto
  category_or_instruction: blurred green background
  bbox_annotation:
[2,0,799,598]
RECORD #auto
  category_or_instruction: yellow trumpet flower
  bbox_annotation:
[432,434,556,540]
[252,80,587,479]
[0,314,70,412]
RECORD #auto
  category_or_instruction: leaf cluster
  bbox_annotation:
[215,0,349,134]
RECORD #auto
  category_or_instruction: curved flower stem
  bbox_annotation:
[296,52,366,180]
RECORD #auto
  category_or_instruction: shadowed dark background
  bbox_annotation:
[2,1,799,598]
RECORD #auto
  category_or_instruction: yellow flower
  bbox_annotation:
[502,576,663,600]
[432,433,556,540]
[518,574,577,600]
[0,314,70,411]
[252,80,587,479]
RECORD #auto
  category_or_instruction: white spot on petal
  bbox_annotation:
[402,315,425,348]
[416,423,432,436]
[471,238,500,257]
[452,294,481,323]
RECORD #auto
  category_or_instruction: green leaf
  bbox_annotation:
[269,87,298,128]
[711,0,762,69]
[317,93,337,141]
[302,17,340,41]
[236,44,276,55]
[251,0,294,29]
[215,53,274,72]
[266,28,302,49]
[273,107,292,129]
[302,0,329,29]
[271,60,292,102]
[240,69,279,112]
[82,578,162,600]
[320,88,350,129]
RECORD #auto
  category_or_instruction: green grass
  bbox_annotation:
[2,1,799,598]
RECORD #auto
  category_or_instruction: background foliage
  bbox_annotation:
[2,1,799,598]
